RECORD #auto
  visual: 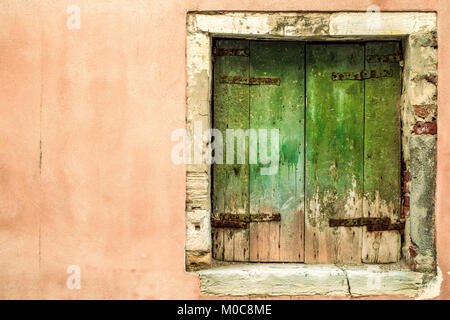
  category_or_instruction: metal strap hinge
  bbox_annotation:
[212,212,281,229]
[367,54,403,63]
[331,69,393,81]
[329,217,405,234]
[213,47,249,57]
[219,75,281,86]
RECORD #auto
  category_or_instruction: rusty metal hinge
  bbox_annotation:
[213,47,249,57]
[212,212,281,229]
[219,75,280,86]
[367,54,402,63]
[329,217,405,233]
[367,221,405,234]
[211,220,247,228]
[331,69,393,81]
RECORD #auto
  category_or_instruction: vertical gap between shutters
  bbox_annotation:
[247,41,251,259]
[210,39,215,218]
[363,43,366,202]
[398,42,404,218]
[362,43,367,262]
[303,43,307,260]
[248,40,251,216]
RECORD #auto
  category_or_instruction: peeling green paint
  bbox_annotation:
[306,43,364,229]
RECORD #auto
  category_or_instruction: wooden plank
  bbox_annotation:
[212,39,250,262]
[223,228,234,261]
[249,41,305,262]
[249,221,281,262]
[268,221,281,261]
[249,222,259,261]
[256,223,271,261]
[362,42,402,263]
[213,39,249,216]
[233,228,250,261]
[305,43,365,264]
[212,228,224,260]
[280,208,304,261]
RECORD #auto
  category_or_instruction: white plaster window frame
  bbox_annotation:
[185,11,438,297]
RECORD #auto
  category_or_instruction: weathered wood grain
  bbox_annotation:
[249,41,305,262]
[212,228,224,260]
[362,42,402,263]
[212,39,250,262]
[233,228,250,261]
[212,40,402,264]
[249,222,259,261]
[305,43,365,264]
[223,228,235,261]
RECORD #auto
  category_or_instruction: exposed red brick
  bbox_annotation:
[409,245,418,259]
[403,196,410,207]
[407,259,418,272]
[402,206,410,218]
[425,76,437,85]
[402,195,410,218]
[402,185,409,194]
[403,170,411,183]
[402,170,411,193]
[413,104,436,118]
[412,120,437,135]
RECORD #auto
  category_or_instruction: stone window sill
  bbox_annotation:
[196,263,432,297]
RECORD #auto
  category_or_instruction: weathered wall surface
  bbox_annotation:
[0,0,448,299]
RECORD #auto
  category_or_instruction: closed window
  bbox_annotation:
[211,39,402,264]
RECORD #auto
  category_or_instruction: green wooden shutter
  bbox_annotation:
[249,41,305,262]
[212,40,305,262]
[212,39,250,261]
[305,43,365,263]
[362,42,402,263]
[304,42,402,264]
[212,40,402,264]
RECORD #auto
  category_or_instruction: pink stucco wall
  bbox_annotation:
[0,0,448,299]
